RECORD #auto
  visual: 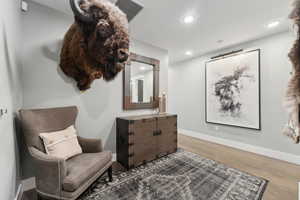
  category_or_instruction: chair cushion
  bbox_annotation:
[39,126,82,160]
[63,151,112,192]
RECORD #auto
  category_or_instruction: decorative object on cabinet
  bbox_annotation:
[60,0,130,91]
[206,49,261,130]
[123,53,160,110]
[158,92,167,114]
[116,114,177,169]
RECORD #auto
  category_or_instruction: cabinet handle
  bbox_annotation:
[129,153,134,157]
[158,130,162,135]
[129,132,134,136]
[153,130,162,136]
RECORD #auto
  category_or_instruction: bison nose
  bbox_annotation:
[118,49,129,62]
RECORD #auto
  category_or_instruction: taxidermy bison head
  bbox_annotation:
[283,0,300,142]
[60,0,129,91]
[290,0,300,21]
[288,0,300,95]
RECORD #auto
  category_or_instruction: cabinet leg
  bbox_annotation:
[108,166,113,182]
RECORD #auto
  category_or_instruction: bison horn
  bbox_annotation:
[69,0,93,22]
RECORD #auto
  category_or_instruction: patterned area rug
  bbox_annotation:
[79,150,268,200]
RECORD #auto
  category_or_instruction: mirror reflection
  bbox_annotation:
[130,61,154,103]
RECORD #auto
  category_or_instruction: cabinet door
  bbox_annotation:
[129,119,157,167]
[156,116,177,157]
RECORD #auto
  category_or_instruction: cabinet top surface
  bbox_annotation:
[118,113,177,121]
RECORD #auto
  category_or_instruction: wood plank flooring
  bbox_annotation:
[178,134,300,200]
[23,134,300,200]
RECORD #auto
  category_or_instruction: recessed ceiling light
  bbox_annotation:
[183,15,195,24]
[267,21,280,28]
[185,51,193,56]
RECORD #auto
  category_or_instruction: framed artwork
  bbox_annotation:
[205,49,261,130]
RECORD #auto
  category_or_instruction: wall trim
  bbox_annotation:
[14,184,23,200]
[179,128,300,165]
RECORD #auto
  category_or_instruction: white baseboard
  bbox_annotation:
[179,128,300,165]
[14,184,23,200]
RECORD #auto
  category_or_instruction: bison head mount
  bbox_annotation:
[283,0,300,143]
[60,0,130,91]
[288,0,300,95]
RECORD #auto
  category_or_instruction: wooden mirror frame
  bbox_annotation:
[123,53,160,110]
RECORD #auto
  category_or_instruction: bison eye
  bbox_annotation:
[97,19,113,38]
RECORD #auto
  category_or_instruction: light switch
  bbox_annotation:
[0,109,8,117]
[21,0,28,12]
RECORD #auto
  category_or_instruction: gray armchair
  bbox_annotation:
[19,106,113,200]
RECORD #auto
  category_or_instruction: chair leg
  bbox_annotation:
[37,194,43,200]
[108,166,113,182]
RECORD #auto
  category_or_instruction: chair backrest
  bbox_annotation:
[19,106,78,152]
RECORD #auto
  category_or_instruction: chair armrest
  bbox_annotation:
[28,147,66,197]
[77,136,103,153]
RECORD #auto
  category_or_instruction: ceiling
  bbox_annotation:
[30,0,291,63]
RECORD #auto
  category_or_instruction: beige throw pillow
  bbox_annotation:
[39,126,82,160]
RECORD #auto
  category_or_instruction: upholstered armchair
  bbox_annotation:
[19,106,113,200]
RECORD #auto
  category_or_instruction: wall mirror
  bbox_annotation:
[123,53,160,110]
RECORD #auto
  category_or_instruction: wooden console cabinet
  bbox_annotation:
[116,114,178,169]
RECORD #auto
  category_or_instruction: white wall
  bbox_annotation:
[21,2,168,178]
[131,70,154,102]
[169,31,300,156]
[143,70,153,102]
[0,1,23,200]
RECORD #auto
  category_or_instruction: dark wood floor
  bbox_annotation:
[22,134,300,200]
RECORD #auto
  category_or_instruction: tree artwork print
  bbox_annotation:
[206,50,260,130]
